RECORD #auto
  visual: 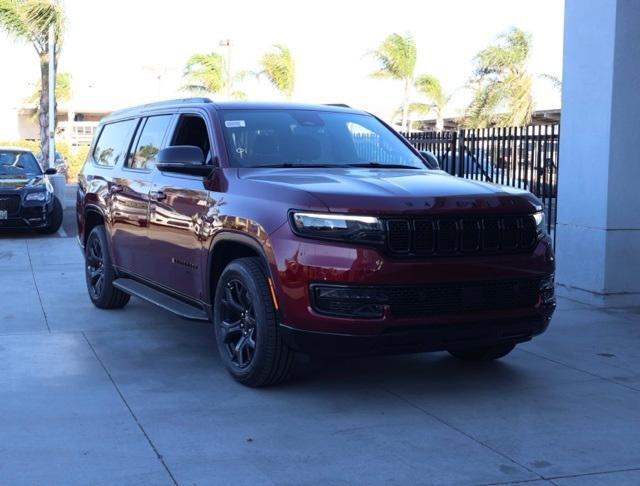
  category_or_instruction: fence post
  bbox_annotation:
[457,129,466,177]
[448,131,457,176]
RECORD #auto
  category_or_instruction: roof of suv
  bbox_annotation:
[102,98,366,123]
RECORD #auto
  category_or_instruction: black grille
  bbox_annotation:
[387,220,411,252]
[387,279,540,317]
[0,194,21,215]
[386,215,538,256]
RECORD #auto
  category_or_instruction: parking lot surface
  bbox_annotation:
[1,206,639,485]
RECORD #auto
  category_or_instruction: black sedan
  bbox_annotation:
[0,147,63,233]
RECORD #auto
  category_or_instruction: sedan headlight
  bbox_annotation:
[25,191,49,202]
[289,211,385,244]
[533,210,546,235]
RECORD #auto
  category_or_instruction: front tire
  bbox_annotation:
[448,343,516,361]
[85,225,130,309]
[38,196,63,234]
[213,257,293,387]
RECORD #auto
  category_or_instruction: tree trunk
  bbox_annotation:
[38,52,51,169]
[401,78,410,132]
[436,111,444,131]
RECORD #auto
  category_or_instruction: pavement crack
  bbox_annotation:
[519,348,640,393]
[26,240,51,333]
[545,465,640,482]
[384,388,545,483]
[82,332,179,486]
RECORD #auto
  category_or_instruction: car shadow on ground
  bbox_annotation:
[290,350,524,391]
[156,318,533,394]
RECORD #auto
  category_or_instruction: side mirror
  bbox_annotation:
[420,150,440,169]
[44,167,57,175]
[156,146,212,177]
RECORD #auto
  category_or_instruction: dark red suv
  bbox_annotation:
[77,98,555,386]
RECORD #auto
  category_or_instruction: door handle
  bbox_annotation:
[150,190,166,201]
[111,184,124,193]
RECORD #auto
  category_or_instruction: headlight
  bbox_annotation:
[25,191,48,202]
[533,210,546,235]
[289,211,385,244]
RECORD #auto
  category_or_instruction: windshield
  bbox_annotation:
[220,110,426,169]
[0,150,42,177]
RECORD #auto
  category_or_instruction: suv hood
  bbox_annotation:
[240,168,541,215]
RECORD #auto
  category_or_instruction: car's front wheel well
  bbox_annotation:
[84,208,105,245]
[209,240,270,299]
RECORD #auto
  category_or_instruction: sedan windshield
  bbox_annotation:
[0,150,42,177]
[220,110,426,169]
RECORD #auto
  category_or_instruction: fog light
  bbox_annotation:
[540,275,555,304]
[311,285,388,318]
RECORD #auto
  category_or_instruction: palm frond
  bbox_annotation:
[368,32,416,81]
[465,27,534,127]
[539,73,562,90]
[393,102,432,119]
[259,44,295,98]
[183,52,226,95]
[464,82,504,128]
[414,74,447,108]
[231,90,247,100]
[0,0,64,54]
[26,70,71,105]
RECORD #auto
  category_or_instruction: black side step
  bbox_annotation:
[113,278,209,321]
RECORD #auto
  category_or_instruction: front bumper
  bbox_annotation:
[280,313,552,355]
[0,207,50,229]
[268,224,556,337]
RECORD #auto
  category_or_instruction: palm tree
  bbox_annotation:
[258,44,295,99]
[183,52,227,95]
[27,71,71,104]
[369,33,417,132]
[183,52,246,99]
[465,27,534,128]
[393,102,430,134]
[0,0,65,167]
[414,74,451,131]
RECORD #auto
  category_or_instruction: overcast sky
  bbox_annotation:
[0,0,564,121]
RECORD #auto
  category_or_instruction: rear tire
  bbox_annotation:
[213,257,294,387]
[448,343,516,361]
[85,225,130,309]
[38,196,63,234]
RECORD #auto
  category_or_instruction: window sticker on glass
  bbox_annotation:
[225,120,246,128]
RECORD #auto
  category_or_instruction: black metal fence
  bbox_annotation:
[404,125,559,239]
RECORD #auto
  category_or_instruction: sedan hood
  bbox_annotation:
[239,168,541,215]
[0,174,45,190]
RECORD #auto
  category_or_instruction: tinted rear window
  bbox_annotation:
[93,119,137,167]
[127,115,172,170]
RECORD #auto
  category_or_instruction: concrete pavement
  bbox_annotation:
[1,225,639,485]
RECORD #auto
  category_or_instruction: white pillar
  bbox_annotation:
[556,0,640,306]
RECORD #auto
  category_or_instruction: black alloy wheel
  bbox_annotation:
[213,257,293,387]
[84,225,130,309]
[86,234,105,300]
[219,279,257,368]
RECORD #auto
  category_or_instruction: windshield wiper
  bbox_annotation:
[346,162,423,170]
[250,163,346,168]
[248,162,424,170]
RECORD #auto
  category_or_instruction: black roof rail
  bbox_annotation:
[108,97,213,118]
[324,103,351,108]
